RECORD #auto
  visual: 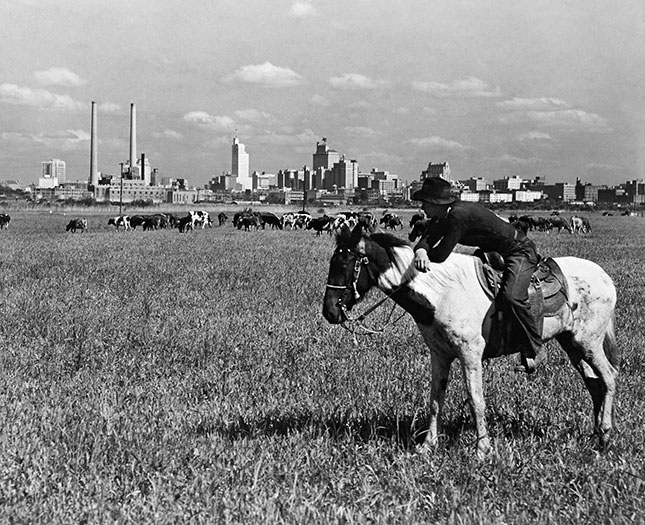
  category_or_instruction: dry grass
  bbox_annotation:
[0,209,643,523]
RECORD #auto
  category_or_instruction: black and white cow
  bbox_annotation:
[66,218,87,233]
[107,215,131,231]
[0,213,10,229]
[380,213,402,230]
[189,210,213,229]
[306,216,334,236]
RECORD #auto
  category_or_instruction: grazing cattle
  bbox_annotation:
[107,215,131,231]
[307,216,334,236]
[260,212,282,230]
[218,212,228,226]
[164,213,181,228]
[189,210,212,229]
[380,213,402,230]
[293,212,311,229]
[237,215,260,231]
[356,212,377,232]
[66,218,87,233]
[547,216,572,234]
[129,215,147,230]
[142,215,165,231]
[581,217,592,233]
[177,215,194,233]
[570,215,585,234]
[0,213,10,229]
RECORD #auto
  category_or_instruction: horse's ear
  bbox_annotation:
[335,223,352,245]
[350,222,364,244]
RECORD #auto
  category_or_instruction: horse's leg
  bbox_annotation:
[418,350,452,454]
[556,332,618,448]
[459,354,490,458]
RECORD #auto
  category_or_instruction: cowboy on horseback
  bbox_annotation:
[412,177,543,373]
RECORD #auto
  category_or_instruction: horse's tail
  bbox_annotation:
[603,311,621,368]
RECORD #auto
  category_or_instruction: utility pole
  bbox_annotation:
[119,162,124,215]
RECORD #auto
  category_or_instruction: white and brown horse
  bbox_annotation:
[323,226,619,458]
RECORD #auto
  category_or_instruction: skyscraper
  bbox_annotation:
[232,136,251,191]
[313,138,340,171]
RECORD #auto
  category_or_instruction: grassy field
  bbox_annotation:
[0,209,643,524]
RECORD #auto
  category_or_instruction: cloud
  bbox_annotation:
[408,136,470,150]
[497,153,543,165]
[518,131,552,141]
[0,83,86,110]
[98,102,122,113]
[253,128,317,146]
[526,109,607,129]
[311,94,330,106]
[235,109,274,122]
[329,73,382,90]
[412,77,501,98]
[343,126,380,137]
[498,97,568,110]
[289,1,316,17]
[183,111,235,131]
[223,62,304,87]
[1,129,89,149]
[34,67,86,87]
[152,129,183,140]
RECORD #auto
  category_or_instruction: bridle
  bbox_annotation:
[326,247,409,335]
[325,248,370,310]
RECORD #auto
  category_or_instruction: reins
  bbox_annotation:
[325,250,412,336]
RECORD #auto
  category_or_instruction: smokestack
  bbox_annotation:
[140,153,147,185]
[129,103,137,168]
[89,101,98,187]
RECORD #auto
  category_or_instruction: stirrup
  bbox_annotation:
[514,356,537,374]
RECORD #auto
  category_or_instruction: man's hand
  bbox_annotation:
[414,248,431,272]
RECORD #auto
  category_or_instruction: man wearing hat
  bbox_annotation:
[412,177,542,373]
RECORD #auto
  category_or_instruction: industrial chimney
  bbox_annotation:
[89,101,98,187]
[129,103,137,169]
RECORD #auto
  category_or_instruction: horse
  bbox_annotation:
[322,226,619,458]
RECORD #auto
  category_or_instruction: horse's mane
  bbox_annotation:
[368,232,411,250]
[367,232,411,263]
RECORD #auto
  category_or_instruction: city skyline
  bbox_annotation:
[1,1,642,188]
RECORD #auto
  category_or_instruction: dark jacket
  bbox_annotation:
[414,201,525,262]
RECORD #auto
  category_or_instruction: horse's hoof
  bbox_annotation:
[476,439,491,460]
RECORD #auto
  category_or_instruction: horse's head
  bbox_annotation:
[323,223,410,324]
[322,225,375,323]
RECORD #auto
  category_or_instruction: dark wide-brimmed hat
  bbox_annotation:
[412,177,457,205]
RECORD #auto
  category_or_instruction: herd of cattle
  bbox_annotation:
[0,209,595,237]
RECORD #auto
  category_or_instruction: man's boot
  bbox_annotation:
[513,347,545,374]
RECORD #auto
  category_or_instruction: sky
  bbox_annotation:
[1,0,643,187]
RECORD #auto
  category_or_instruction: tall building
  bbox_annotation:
[232,136,251,191]
[329,157,358,190]
[313,138,340,171]
[40,159,66,188]
[421,162,451,181]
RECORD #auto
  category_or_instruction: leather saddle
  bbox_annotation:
[473,249,570,358]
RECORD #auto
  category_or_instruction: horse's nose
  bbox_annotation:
[322,301,344,324]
